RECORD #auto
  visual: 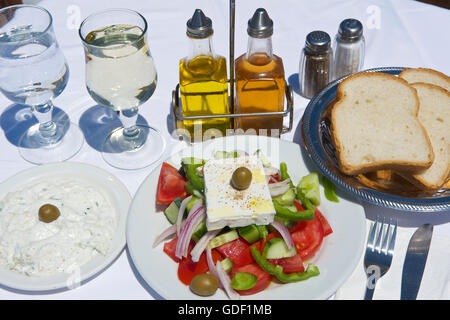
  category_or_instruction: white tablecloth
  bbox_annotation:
[0,0,449,299]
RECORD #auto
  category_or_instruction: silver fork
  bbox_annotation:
[363,216,398,300]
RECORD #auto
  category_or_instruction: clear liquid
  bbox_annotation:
[0,30,69,106]
[84,24,157,111]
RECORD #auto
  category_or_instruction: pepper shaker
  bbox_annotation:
[333,18,365,80]
[299,31,333,99]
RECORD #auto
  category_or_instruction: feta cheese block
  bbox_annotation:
[203,155,276,230]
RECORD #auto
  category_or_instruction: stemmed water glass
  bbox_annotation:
[0,5,84,164]
[79,9,165,170]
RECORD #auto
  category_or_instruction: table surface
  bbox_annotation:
[0,0,449,300]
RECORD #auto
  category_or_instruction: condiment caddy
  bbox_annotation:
[171,1,294,143]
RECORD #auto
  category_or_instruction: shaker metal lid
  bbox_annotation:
[247,8,273,38]
[305,30,331,53]
[338,18,363,40]
[186,9,213,39]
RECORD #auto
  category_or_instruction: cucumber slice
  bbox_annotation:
[192,220,207,242]
[209,229,239,249]
[272,189,296,206]
[220,257,234,273]
[163,197,182,225]
[238,225,260,244]
[262,238,297,259]
[297,172,321,206]
[186,196,201,213]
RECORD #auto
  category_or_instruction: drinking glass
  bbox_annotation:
[0,5,83,164]
[79,9,165,170]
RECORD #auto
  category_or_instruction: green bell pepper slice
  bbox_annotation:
[322,176,339,203]
[273,201,315,221]
[250,246,320,283]
[296,189,316,212]
[256,225,268,241]
[184,163,204,192]
[230,272,258,290]
[279,162,294,188]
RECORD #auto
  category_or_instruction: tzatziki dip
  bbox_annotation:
[0,177,117,277]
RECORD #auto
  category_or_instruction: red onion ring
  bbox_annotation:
[152,224,177,248]
[190,229,221,263]
[206,247,219,278]
[216,261,240,300]
[270,221,294,249]
[176,196,192,236]
[269,184,291,197]
[175,206,206,259]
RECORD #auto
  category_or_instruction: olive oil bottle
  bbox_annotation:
[235,8,285,135]
[179,9,230,139]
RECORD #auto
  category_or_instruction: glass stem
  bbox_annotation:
[118,107,141,142]
[31,101,57,139]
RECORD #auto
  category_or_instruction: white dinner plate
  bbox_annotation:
[0,162,131,292]
[127,135,367,300]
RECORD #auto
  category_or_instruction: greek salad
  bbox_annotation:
[153,150,336,299]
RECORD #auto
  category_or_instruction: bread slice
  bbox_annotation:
[400,83,450,189]
[399,68,450,92]
[331,72,434,175]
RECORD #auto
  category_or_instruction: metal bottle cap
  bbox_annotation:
[305,30,331,53]
[186,9,213,39]
[338,18,363,41]
[247,8,273,38]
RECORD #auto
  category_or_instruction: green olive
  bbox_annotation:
[189,273,219,297]
[38,204,60,223]
[231,167,252,190]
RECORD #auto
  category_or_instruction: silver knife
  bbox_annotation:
[400,224,433,300]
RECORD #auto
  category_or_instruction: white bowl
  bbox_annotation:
[0,162,131,292]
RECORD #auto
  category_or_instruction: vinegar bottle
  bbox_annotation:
[235,8,285,136]
[179,9,230,140]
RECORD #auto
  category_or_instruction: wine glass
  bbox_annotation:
[79,9,165,170]
[0,5,84,164]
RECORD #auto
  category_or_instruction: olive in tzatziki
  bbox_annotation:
[0,178,117,277]
[38,204,60,223]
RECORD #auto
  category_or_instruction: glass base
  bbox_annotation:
[18,121,84,165]
[101,125,165,170]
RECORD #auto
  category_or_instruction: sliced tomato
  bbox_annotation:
[268,174,281,184]
[294,201,306,212]
[177,249,222,286]
[216,238,261,268]
[156,162,188,204]
[268,253,305,274]
[315,208,333,237]
[231,262,272,295]
[163,237,195,263]
[294,200,333,237]
[290,216,324,261]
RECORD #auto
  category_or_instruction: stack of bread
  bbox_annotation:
[331,67,450,191]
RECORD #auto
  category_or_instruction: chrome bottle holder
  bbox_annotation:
[170,0,294,141]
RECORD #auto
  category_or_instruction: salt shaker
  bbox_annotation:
[333,18,365,80]
[299,31,333,99]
